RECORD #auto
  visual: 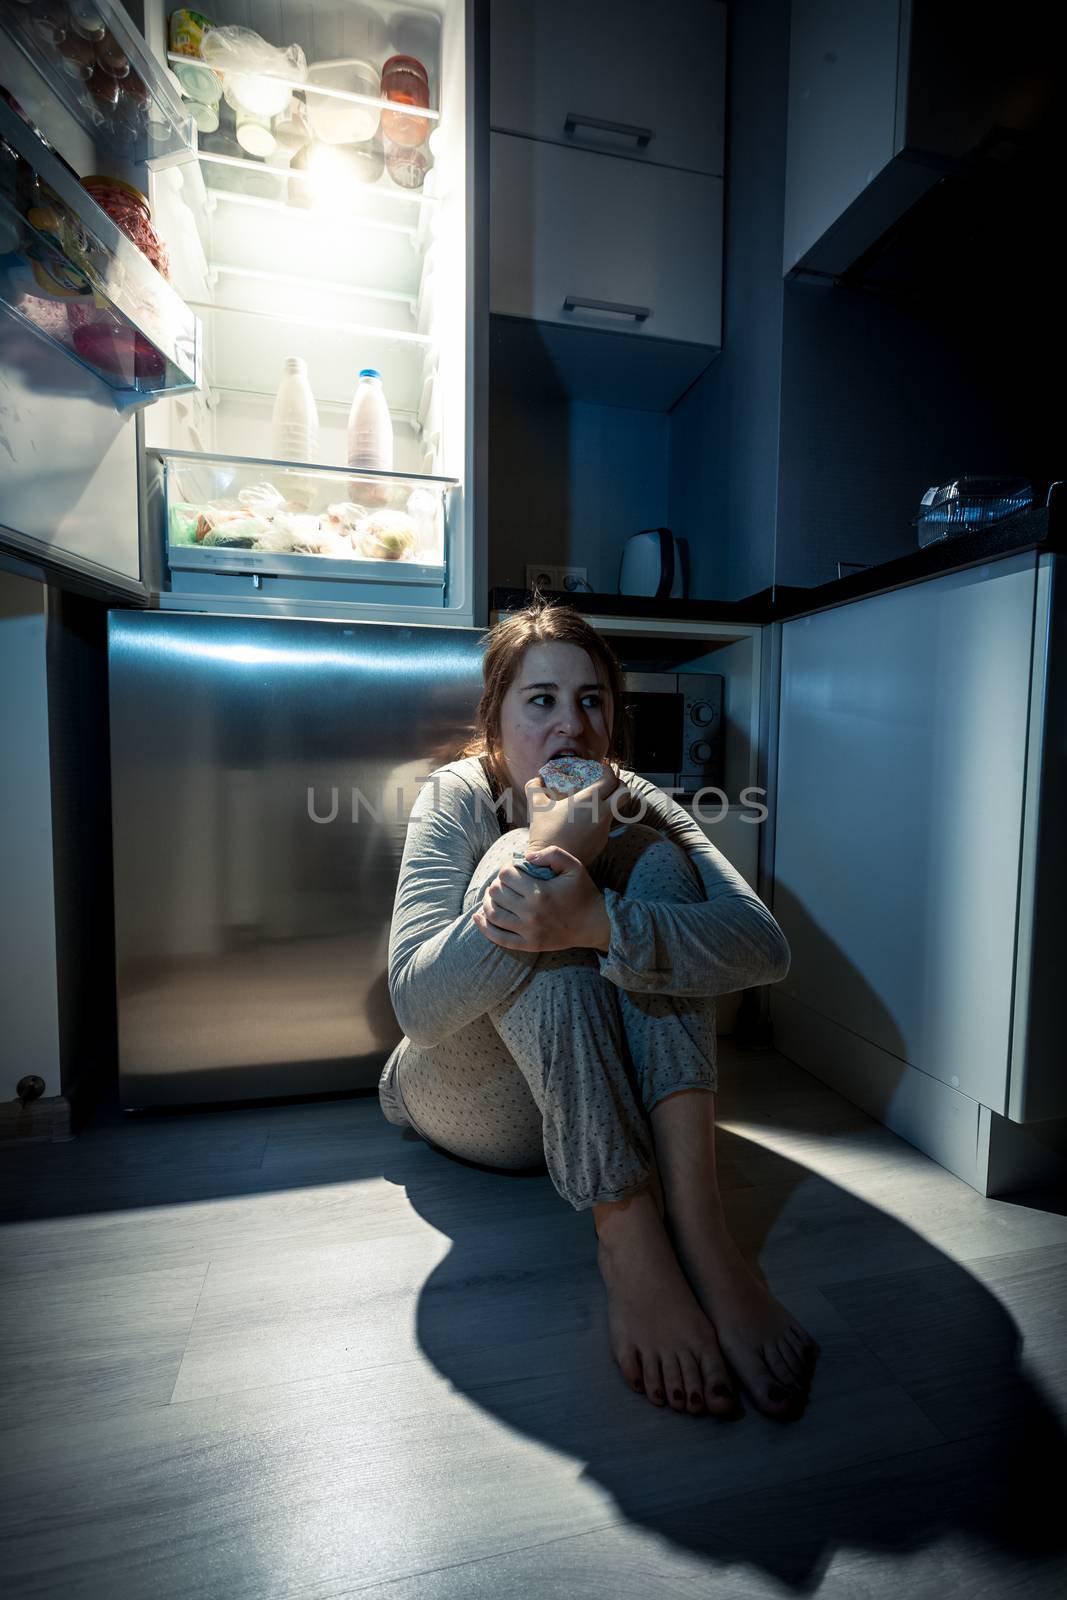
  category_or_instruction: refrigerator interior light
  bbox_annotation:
[305,142,359,205]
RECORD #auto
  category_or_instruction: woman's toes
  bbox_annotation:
[789,1327,819,1379]
[762,1376,794,1414]
[642,1353,667,1405]
[700,1354,740,1416]
[660,1355,687,1411]
[774,1336,807,1387]
[619,1348,644,1395]
[679,1352,705,1415]
[763,1340,800,1392]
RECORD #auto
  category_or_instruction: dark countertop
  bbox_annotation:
[489,488,1064,627]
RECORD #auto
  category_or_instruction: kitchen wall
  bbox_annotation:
[669,0,790,605]
[488,377,670,595]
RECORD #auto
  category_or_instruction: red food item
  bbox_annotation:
[57,33,95,80]
[381,54,430,147]
[70,321,165,381]
[94,30,130,78]
[86,65,120,111]
[121,71,148,105]
[80,175,170,279]
[67,175,171,384]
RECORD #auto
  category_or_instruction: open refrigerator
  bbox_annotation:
[0,0,484,625]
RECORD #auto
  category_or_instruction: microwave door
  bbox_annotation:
[623,688,684,790]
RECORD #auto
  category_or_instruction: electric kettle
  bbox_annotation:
[618,528,689,599]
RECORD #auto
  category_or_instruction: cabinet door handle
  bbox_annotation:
[564,112,653,149]
[563,296,651,323]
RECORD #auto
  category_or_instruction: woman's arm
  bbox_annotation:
[594,773,791,998]
[387,772,540,1048]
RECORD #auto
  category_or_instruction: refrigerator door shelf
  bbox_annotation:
[1,0,194,165]
[0,99,202,406]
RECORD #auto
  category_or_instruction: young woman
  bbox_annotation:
[379,600,819,1420]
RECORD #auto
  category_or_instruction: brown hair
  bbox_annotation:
[456,596,634,802]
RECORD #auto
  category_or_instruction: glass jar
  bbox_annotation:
[380,54,430,147]
[385,140,429,190]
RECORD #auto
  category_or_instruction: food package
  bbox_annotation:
[199,512,271,547]
[199,26,307,116]
[353,508,419,561]
[237,481,285,514]
[277,512,349,557]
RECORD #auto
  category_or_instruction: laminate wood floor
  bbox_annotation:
[2,1041,1065,1599]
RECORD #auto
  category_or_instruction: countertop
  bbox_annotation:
[489,487,1064,627]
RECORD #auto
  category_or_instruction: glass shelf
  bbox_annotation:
[164,51,441,126]
[154,448,456,579]
[0,0,194,164]
[196,148,434,226]
[0,95,202,407]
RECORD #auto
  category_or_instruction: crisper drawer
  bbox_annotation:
[490,0,726,177]
[152,449,456,612]
[490,133,722,348]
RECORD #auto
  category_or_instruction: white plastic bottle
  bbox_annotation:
[271,357,319,463]
[346,369,394,475]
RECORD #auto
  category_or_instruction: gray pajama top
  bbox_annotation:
[387,756,791,1052]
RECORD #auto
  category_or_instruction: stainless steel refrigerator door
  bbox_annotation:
[109,611,485,1108]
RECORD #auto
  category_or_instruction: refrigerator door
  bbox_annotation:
[0,317,144,598]
[109,610,485,1108]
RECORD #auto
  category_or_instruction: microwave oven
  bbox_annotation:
[621,672,724,798]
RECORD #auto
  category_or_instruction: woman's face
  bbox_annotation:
[496,640,613,795]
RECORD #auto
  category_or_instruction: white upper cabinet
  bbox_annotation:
[783,0,903,274]
[490,0,726,177]
[490,133,722,349]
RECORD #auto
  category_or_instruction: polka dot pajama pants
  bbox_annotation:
[379,823,719,1211]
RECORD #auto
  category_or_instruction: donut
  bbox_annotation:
[538,756,606,797]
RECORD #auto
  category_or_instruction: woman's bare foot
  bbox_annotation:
[664,1198,820,1419]
[593,1183,742,1418]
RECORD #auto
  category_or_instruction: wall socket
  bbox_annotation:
[525,565,589,593]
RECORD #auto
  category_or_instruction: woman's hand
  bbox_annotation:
[525,767,631,868]
[472,846,611,953]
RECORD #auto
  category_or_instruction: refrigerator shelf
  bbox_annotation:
[165,52,441,127]
[154,448,456,579]
[0,97,202,409]
[1,1,194,165]
[196,152,431,233]
[191,301,429,420]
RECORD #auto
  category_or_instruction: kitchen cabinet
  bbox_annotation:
[490,132,722,348]
[782,0,1060,278]
[769,550,1067,1194]
[490,0,726,178]
[488,0,725,409]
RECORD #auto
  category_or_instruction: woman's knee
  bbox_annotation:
[595,822,703,903]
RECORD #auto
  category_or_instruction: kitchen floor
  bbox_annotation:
[2,1042,1065,1599]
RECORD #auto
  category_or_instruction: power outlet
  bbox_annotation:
[526,564,559,591]
[558,566,589,593]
